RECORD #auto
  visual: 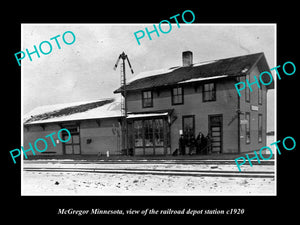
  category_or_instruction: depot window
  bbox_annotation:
[203,83,216,102]
[258,86,262,105]
[133,118,165,147]
[171,87,184,105]
[142,90,153,108]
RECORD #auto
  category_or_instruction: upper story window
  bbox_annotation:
[171,87,184,105]
[203,83,216,102]
[142,90,153,108]
[258,85,262,105]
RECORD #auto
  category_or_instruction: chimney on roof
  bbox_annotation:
[182,51,193,66]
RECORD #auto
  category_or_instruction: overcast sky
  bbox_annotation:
[22,24,275,130]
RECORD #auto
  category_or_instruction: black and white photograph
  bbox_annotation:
[20,23,276,196]
[4,4,299,221]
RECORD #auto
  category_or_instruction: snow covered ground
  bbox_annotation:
[21,134,276,196]
[22,162,275,196]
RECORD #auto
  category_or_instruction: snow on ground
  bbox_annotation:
[22,171,274,195]
[22,163,275,196]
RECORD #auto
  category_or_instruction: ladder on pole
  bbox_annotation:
[113,52,134,155]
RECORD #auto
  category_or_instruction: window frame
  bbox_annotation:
[133,120,143,147]
[144,119,154,147]
[133,118,166,148]
[202,82,216,102]
[171,86,184,105]
[142,90,153,108]
[153,118,164,147]
[182,115,195,138]
[258,85,262,105]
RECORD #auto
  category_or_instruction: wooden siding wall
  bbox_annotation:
[23,124,63,155]
[239,65,268,153]
[126,78,240,153]
[23,118,121,156]
[80,119,121,155]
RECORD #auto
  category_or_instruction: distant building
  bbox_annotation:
[114,51,273,156]
[23,98,122,156]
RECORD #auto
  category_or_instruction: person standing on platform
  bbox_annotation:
[196,132,203,155]
[189,134,195,155]
[179,134,186,155]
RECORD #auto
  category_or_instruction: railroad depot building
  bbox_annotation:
[23,98,122,156]
[23,51,273,157]
[114,51,273,156]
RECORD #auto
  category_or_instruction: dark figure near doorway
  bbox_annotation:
[202,134,208,154]
[196,132,204,154]
[179,134,186,155]
[206,133,212,154]
[189,134,195,155]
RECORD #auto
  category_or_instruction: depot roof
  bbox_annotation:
[24,98,122,125]
[114,52,273,93]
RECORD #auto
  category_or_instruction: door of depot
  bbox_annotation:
[209,115,223,153]
[63,130,81,155]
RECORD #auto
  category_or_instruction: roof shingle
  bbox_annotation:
[114,52,273,93]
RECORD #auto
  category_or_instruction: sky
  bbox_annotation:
[22,24,275,130]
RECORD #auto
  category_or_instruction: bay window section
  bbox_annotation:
[154,119,164,146]
[133,118,166,148]
[144,119,153,146]
[133,120,143,147]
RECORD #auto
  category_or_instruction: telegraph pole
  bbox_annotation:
[113,52,134,155]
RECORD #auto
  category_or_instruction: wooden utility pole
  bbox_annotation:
[113,52,134,155]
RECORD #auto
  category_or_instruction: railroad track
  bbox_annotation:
[23,159,274,165]
[23,166,275,178]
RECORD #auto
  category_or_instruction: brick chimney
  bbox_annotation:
[182,51,193,66]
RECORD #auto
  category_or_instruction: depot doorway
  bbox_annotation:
[208,114,223,153]
[62,124,81,155]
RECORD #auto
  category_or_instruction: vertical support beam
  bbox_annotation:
[153,119,155,156]
[237,77,241,154]
[119,52,129,156]
[122,56,129,156]
[163,119,167,155]
[264,85,267,147]
[115,51,134,156]
[142,120,145,156]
